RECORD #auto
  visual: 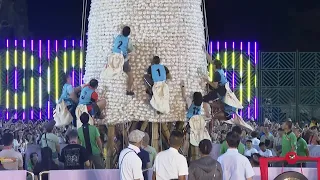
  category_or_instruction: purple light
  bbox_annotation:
[47,101,50,119]
[47,40,50,60]
[6,111,8,120]
[23,112,25,120]
[23,40,25,48]
[232,42,235,49]
[72,40,75,47]
[31,109,34,120]
[72,71,75,87]
[217,41,220,52]
[15,40,17,47]
[248,107,251,119]
[64,40,66,48]
[14,69,17,90]
[254,42,257,65]
[248,42,250,57]
[55,40,58,52]
[80,40,82,47]
[232,73,235,89]
[39,40,42,59]
[224,42,227,49]
[240,42,243,50]
[254,98,257,119]
[40,111,42,119]
[209,41,213,54]
[6,39,8,48]
[31,40,34,51]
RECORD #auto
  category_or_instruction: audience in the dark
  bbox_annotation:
[33,147,59,180]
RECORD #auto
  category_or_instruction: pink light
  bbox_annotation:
[209,41,213,54]
[248,42,250,56]
[248,107,251,119]
[224,42,227,49]
[6,111,8,120]
[254,98,257,119]
[55,40,58,52]
[232,73,235,89]
[232,42,235,49]
[23,112,25,120]
[72,40,75,47]
[47,101,50,119]
[31,40,34,51]
[14,112,17,119]
[31,109,34,120]
[23,40,25,48]
[39,40,42,59]
[80,71,83,85]
[47,40,50,60]
[240,42,243,50]
[254,42,257,65]
[80,40,82,47]
[6,39,8,48]
[14,69,17,89]
[64,40,67,48]
[15,40,17,47]
[39,110,42,119]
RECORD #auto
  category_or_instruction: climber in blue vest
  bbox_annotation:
[203,60,237,120]
[58,73,78,127]
[112,26,135,96]
[180,80,203,119]
[144,56,171,96]
[78,79,107,119]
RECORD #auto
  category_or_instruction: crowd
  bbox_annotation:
[0,115,318,180]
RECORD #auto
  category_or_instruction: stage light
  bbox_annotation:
[240,42,243,116]
[64,40,67,73]
[209,41,213,82]
[23,40,26,119]
[14,40,18,115]
[55,40,59,103]
[247,42,251,119]
[254,42,257,119]
[39,40,42,119]
[47,40,51,119]
[31,40,34,119]
[80,40,84,85]
[232,42,235,89]
[72,40,75,86]
[6,40,9,119]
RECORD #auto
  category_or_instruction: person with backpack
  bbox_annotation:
[40,121,60,165]
[77,112,104,169]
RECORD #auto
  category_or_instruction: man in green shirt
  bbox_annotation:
[280,120,297,157]
[78,112,104,169]
[220,126,245,155]
[294,128,309,167]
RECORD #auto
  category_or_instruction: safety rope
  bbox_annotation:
[81,0,88,54]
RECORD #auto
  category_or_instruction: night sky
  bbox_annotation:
[27,0,320,51]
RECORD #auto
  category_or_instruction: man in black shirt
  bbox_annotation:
[59,130,90,169]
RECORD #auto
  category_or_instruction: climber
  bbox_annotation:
[112,26,135,96]
[57,73,78,126]
[143,56,171,97]
[78,79,107,119]
[202,60,238,120]
[180,81,203,119]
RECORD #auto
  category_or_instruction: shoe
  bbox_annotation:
[156,111,161,114]
[126,91,135,96]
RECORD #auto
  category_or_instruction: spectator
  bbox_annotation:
[250,131,260,146]
[273,128,283,156]
[138,148,150,180]
[244,140,258,157]
[141,133,157,168]
[309,117,318,128]
[218,132,254,180]
[0,133,23,170]
[260,127,274,147]
[281,120,297,157]
[119,129,145,180]
[220,130,227,144]
[308,126,320,145]
[250,153,261,167]
[33,147,59,180]
[294,128,309,167]
[40,121,60,165]
[27,152,39,172]
[153,131,188,180]
[189,139,223,180]
[77,112,104,169]
[59,129,90,169]
[258,142,272,157]
[220,126,245,155]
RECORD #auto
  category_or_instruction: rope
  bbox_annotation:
[202,0,209,49]
[81,0,88,53]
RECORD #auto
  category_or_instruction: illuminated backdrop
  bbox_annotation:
[0,40,257,120]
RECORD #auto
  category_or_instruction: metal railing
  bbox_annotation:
[27,171,35,180]
[39,171,50,180]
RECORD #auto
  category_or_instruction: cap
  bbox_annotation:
[128,130,145,143]
[45,120,56,131]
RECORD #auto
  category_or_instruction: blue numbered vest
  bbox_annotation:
[79,86,94,105]
[151,64,166,82]
[112,35,129,58]
[187,103,202,119]
[58,84,72,105]
[224,104,236,116]
[216,69,227,86]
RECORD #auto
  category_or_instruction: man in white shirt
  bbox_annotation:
[244,140,258,157]
[153,131,188,180]
[0,133,23,170]
[218,132,255,180]
[119,130,145,180]
[258,142,273,157]
[251,131,260,146]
